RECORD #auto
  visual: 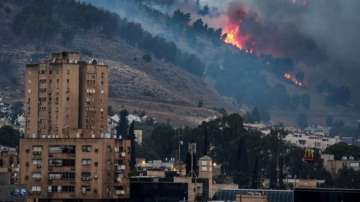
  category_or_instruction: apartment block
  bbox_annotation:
[19,138,130,200]
[25,52,108,139]
[20,52,131,202]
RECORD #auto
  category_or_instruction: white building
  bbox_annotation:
[322,154,360,176]
[244,123,271,135]
[284,132,340,150]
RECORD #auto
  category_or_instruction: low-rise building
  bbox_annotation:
[236,193,268,202]
[0,145,18,184]
[284,132,340,150]
[321,154,360,176]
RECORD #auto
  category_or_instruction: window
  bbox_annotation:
[32,159,42,165]
[81,186,91,194]
[32,145,43,152]
[82,159,92,166]
[82,145,92,152]
[62,172,75,180]
[48,173,61,180]
[114,186,125,195]
[62,145,76,154]
[48,159,62,167]
[81,172,91,181]
[32,172,41,180]
[49,145,75,154]
[31,186,41,192]
[48,186,74,193]
[48,185,59,193]
[48,146,62,153]
[63,159,75,166]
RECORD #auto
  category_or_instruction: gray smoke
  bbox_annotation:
[205,0,360,66]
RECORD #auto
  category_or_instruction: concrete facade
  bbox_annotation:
[25,52,108,139]
[19,138,130,200]
[20,52,131,202]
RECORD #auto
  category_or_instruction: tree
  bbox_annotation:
[202,123,209,155]
[251,155,260,189]
[108,105,115,116]
[192,19,206,33]
[334,168,360,189]
[268,128,286,189]
[129,121,136,171]
[172,10,191,26]
[0,126,21,147]
[233,137,250,187]
[150,124,176,160]
[324,143,360,160]
[142,54,152,63]
[116,109,129,138]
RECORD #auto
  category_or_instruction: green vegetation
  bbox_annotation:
[244,107,271,123]
[334,168,360,189]
[12,0,205,76]
[324,143,360,160]
[137,113,330,188]
[116,109,129,138]
[317,80,352,106]
[0,125,21,148]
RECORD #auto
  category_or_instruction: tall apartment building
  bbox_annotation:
[25,52,108,138]
[19,52,131,201]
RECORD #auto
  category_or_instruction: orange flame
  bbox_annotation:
[223,24,248,50]
[284,73,304,87]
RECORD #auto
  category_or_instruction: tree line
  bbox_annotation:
[114,110,360,189]
[12,0,205,77]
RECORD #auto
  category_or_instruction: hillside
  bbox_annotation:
[1,0,359,129]
[0,0,235,126]
[83,0,360,128]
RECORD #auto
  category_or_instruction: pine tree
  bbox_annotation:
[129,121,136,171]
[116,109,129,138]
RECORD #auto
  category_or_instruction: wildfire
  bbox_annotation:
[223,24,248,50]
[284,73,304,87]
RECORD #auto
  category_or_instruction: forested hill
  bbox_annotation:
[0,0,234,126]
[81,0,360,129]
[1,0,359,128]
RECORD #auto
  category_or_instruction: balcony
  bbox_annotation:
[115,190,125,196]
